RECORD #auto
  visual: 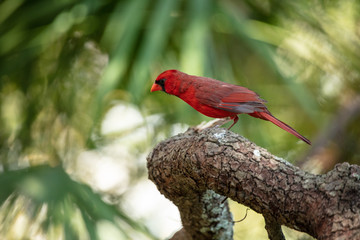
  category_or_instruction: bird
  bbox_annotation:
[150,69,311,145]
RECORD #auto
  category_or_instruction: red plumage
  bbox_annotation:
[151,69,311,145]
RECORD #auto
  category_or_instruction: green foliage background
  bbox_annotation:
[0,0,359,239]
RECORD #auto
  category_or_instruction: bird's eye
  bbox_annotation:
[156,78,166,86]
[155,78,166,92]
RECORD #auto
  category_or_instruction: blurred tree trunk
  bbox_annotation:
[147,127,360,240]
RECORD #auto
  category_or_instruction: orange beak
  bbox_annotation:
[150,83,162,92]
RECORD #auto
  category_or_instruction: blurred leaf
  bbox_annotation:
[0,165,155,239]
[128,0,180,102]
[180,0,212,75]
[97,0,151,105]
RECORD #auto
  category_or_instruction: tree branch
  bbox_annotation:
[147,127,360,240]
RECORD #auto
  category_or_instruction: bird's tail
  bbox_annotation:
[249,111,311,145]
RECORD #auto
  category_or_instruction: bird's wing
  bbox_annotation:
[217,89,267,113]
[196,80,267,114]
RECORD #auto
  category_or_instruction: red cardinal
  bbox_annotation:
[151,69,311,145]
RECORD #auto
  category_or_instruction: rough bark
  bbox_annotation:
[147,127,360,240]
